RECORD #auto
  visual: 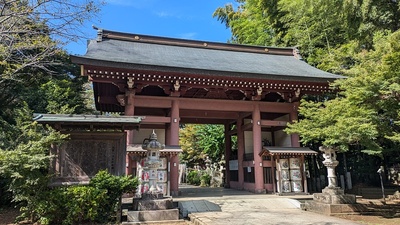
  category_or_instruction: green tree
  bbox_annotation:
[213,0,287,46]
[214,0,400,66]
[0,114,68,220]
[285,31,400,159]
[0,0,103,211]
[180,124,237,166]
[179,124,207,167]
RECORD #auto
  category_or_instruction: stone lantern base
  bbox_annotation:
[301,187,359,215]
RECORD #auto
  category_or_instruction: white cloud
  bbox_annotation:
[179,32,197,40]
[154,11,176,18]
[106,0,154,8]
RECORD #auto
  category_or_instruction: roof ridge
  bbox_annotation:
[96,28,296,56]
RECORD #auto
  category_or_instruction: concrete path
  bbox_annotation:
[175,185,361,225]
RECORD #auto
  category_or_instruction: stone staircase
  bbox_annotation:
[121,197,188,225]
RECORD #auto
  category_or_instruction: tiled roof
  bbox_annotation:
[72,29,344,82]
[33,114,142,130]
[259,147,318,156]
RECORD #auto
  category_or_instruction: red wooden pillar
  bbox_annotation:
[237,118,244,188]
[168,99,180,196]
[125,90,135,175]
[252,104,265,193]
[224,123,231,187]
[290,102,300,147]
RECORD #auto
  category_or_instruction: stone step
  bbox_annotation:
[178,200,221,218]
[127,209,180,223]
[122,219,189,225]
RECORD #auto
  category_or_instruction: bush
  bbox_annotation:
[187,170,201,185]
[200,173,211,187]
[22,170,138,225]
[89,170,138,222]
[34,186,107,225]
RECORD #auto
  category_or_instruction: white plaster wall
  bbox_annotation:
[276,114,290,122]
[244,131,273,153]
[262,132,273,144]
[272,114,291,147]
[132,129,166,144]
[244,131,253,153]
[274,129,291,147]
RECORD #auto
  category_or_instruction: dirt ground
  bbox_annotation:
[1,200,400,225]
[333,199,400,225]
[0,208,19,225]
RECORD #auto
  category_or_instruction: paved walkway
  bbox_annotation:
[175,184,361,225]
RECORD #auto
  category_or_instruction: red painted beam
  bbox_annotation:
[260,120,288,127]
[180,109,239,119]
[141,116,171,124]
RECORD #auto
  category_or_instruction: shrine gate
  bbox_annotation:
[71,29,343,196]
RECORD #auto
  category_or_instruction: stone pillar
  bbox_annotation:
[125,90,135,175]
[168,100,180,196]
[237,118,244,188]
[289,102,300,147]
[224,123,231,187]
[252,104,265,193]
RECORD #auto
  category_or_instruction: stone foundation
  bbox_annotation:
[133,194,174,211]
[127,209,179,222]
[302,187,358,215]
[127,196,180,223]
[302,201,359,215]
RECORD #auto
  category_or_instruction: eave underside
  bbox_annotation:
[85,65,333,114]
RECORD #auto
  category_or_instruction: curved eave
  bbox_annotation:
[71,55,343,83]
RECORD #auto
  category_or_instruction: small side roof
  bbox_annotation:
[71,29,344,83]
[33,114,142,130]
[259,147,318,156]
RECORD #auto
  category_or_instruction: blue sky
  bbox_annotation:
[67,0,234,55]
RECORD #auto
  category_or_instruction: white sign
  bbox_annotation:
[229,160,238,170]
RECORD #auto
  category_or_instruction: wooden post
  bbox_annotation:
[271,155,276,193]
[252,104,264,193]
[237,118,245,188]
[125,90,135,175]
[224,123,231,187]
[168,99,180,196]
[290,102,300,147]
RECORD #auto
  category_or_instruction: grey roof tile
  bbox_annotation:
[74,36,344,81]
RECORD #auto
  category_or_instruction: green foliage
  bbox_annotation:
[11,170,138,225]
[186,170,201,186]
[89,170,139,222]
[179,124,205,167]
[286,31,400,156]
[214,0,400,65]
[214,1,400,161]
[200,173,212,187]
[33,186,107,225]
[0,0,101,208]
[196,124,226,161]
[0,115,67,209]
[186,170,211,187]
[180,124,235,167]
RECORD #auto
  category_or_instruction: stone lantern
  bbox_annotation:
[142,130,165,194]
[320,146,339,188]
[302,146,357,215]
